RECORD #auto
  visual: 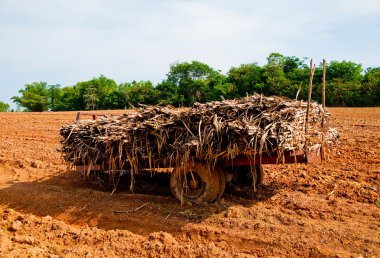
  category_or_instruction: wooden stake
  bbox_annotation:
[322,59,326,127]
[321,59,327,160]
[305,59,316,135]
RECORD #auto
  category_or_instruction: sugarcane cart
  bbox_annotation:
[60,93,337,203]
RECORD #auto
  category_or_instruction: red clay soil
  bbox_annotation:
[0,108,379,257]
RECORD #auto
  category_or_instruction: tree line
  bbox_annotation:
[5,53,380,112]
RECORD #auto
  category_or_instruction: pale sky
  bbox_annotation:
[1,0,379,107]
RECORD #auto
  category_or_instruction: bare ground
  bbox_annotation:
[0,108,379,257]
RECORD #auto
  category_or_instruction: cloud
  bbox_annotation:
[339,0,380,16]
[0,0,379,106]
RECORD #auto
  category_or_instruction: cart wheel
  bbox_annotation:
[170,161,223,203]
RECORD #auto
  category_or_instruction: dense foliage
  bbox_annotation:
[0,101,10,112]
[11,53,380,111]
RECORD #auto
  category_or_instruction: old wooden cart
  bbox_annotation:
[71,112,323,203]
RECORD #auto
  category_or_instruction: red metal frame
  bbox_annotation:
[221,147,321,167]
[76,148,321,173]
[76,112,102,122]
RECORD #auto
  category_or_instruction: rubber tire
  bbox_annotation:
[170,161,222,203]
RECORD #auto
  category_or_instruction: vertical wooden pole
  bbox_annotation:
[321,59,327,160]
[305,59,316,135]
[322,59,326,128]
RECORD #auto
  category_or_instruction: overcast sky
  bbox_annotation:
[1,0,379,107]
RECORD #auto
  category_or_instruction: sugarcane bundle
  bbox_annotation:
[60,94,338,173]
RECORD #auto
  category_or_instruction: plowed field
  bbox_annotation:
[0,108,379,257]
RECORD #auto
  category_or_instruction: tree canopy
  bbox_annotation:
[0,101,10,112]
[11,53,380,111]
[11,82,49,112]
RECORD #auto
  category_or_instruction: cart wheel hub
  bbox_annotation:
[182,171,204,199]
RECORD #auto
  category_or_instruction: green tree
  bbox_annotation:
[261,53,315,100]
[227,63,264,97]
[108,83,131,109]
[362,67,380,106]
[283,56,307,73]
[208,73,233,101]
[53,86,76,111]
[166,61,221,106]
[9,56,379,110]
[284,57,311,100]
[84,86,99,110]
[326,61,363,82]
[90,75,118,109]
[65,75,118,111]
[125,81,159,107]
[48,84,61,111]
[11,82,49,111]
[156,81,178,105]
[324,61,364,106]
[262,53,291,96]
[0,101,10,112]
